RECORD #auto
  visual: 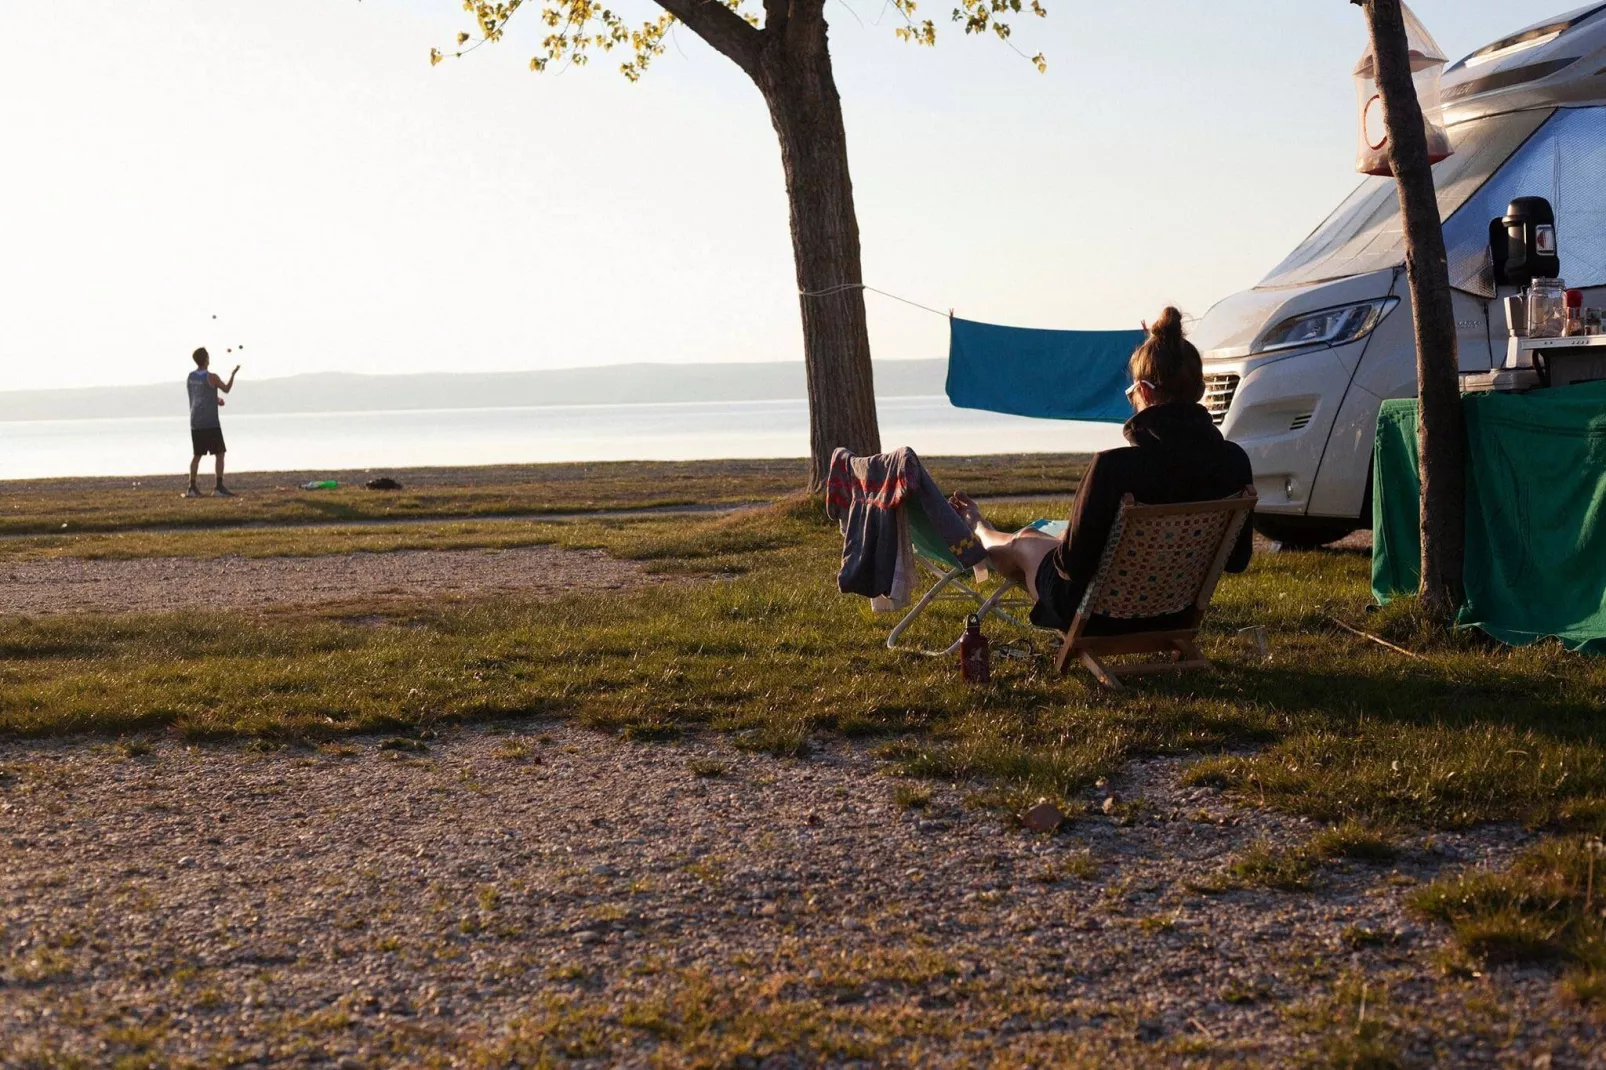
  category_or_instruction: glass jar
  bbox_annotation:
[1527,278,1566,339]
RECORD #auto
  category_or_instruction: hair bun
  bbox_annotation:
[1130,306,1204,404]
[1149,306,1185,344]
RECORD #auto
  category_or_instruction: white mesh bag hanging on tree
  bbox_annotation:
[1353,2,1452,177]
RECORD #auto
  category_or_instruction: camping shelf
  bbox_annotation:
[1461,334,1606,393]
[1507,333,1606,363]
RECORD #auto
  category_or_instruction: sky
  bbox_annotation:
[0,0,1531,393]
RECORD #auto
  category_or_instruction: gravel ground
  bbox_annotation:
[0,530,1370,619]
[0,546,651,616]
[1,725,1597,1067]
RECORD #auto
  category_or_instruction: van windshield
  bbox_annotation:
[1258,108,1554,291]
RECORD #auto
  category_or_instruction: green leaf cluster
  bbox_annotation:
[435,0,1047,80]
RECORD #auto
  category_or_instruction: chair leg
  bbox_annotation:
[1079,650,1124,690]
[973,580,1023,626]
[1172,639,1211,670]
[1054,633,1076,674]
[886,567,962,651]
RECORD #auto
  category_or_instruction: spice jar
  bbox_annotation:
[1565,289,1585,336]
[1527,278,1566,339]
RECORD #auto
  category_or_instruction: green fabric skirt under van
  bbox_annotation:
[1372,382,1606,653]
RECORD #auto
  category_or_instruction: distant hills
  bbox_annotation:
[0,360,950,422]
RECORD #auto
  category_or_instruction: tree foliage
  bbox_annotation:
[430,0,1046,78]
[422,0,1047,489]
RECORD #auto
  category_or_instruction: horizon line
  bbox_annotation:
[0,357,948,398]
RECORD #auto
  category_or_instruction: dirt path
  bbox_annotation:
[0,726,1591,1067]
[0,546,651,616]
[0,502,752,544]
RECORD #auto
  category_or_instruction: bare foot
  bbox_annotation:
[948,492,983,528]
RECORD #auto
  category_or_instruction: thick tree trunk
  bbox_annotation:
[646,0,881,491]
[754,23,881,492]
[1358,0,1465,620]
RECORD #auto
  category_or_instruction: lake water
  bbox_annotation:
[0,396,1125,481]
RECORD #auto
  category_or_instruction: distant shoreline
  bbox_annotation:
[0,359,949,423]
[2,395,1124,483]
[0,454,1092,537]
[0,393,955,427]
[0,451,1093,492]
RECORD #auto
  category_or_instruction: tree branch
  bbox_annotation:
[650,0,763,76]
[762,0,789,37]
[761,0,793,37]
[787,0,828,54]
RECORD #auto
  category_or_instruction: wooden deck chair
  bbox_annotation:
[886,497,1066,655]
[1054,487,1256,688]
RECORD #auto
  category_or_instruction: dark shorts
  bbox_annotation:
[1031,554,1072,632]
[191,427,226,456]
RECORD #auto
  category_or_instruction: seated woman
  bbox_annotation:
[952,307,1254,634]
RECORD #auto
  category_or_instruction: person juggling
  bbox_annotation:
[185,347,240,498]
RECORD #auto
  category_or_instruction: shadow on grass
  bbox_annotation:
[1177,659,1606,744]
[285,496,373,523]
[3,505,1605,837]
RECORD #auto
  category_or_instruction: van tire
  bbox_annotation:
[1252,515,1359,549]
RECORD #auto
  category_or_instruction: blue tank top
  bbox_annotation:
[188,369,220,429]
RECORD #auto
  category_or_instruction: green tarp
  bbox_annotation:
[1372,383,1606,652]
[1372,400,1423,604]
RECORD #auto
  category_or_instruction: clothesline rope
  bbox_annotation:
[800,283,1195,331]
[798,282,951,320]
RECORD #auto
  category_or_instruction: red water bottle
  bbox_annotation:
[959,615,990,684]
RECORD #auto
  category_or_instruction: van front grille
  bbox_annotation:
[1203,374,1240,424]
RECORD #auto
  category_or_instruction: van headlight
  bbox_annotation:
[1253,298,1399,355]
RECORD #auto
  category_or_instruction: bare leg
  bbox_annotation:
[214,452,233,496]
[188,455,202,496]
[950,493,1058,601]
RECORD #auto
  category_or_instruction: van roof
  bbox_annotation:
[1442,4,1606,123]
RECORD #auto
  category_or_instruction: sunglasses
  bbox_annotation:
[1125,379,1156,401]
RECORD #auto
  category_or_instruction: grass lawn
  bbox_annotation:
[0,454,1087,536]
[3,465,1604,1020]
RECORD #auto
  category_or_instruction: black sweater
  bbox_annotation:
[1032,401,1254,631]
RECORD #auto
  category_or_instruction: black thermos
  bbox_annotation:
[1498,197,1561,287]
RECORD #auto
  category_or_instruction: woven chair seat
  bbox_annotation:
[1056,487,1257,688]
[1088,511,1238,620]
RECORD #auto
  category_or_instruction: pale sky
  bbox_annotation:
[0,0,1527,393]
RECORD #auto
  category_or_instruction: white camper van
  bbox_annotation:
[1194,4,1606,546]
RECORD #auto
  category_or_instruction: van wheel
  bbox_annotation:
[1253,515,1359,549]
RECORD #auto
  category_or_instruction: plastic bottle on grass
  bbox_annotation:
[300,480,338,490]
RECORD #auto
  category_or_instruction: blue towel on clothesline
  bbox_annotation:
[945,317,1145,424]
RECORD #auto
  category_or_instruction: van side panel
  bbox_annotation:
[1220,348,1357,513]
[1306,289,1495,519]
[1307,384,1384,518]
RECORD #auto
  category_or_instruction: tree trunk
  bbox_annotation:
[1358,0,1465,620]
[754,22,882,492]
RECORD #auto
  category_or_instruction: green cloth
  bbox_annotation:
[1372,383,1606,652]
[1371,399,1423,602]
